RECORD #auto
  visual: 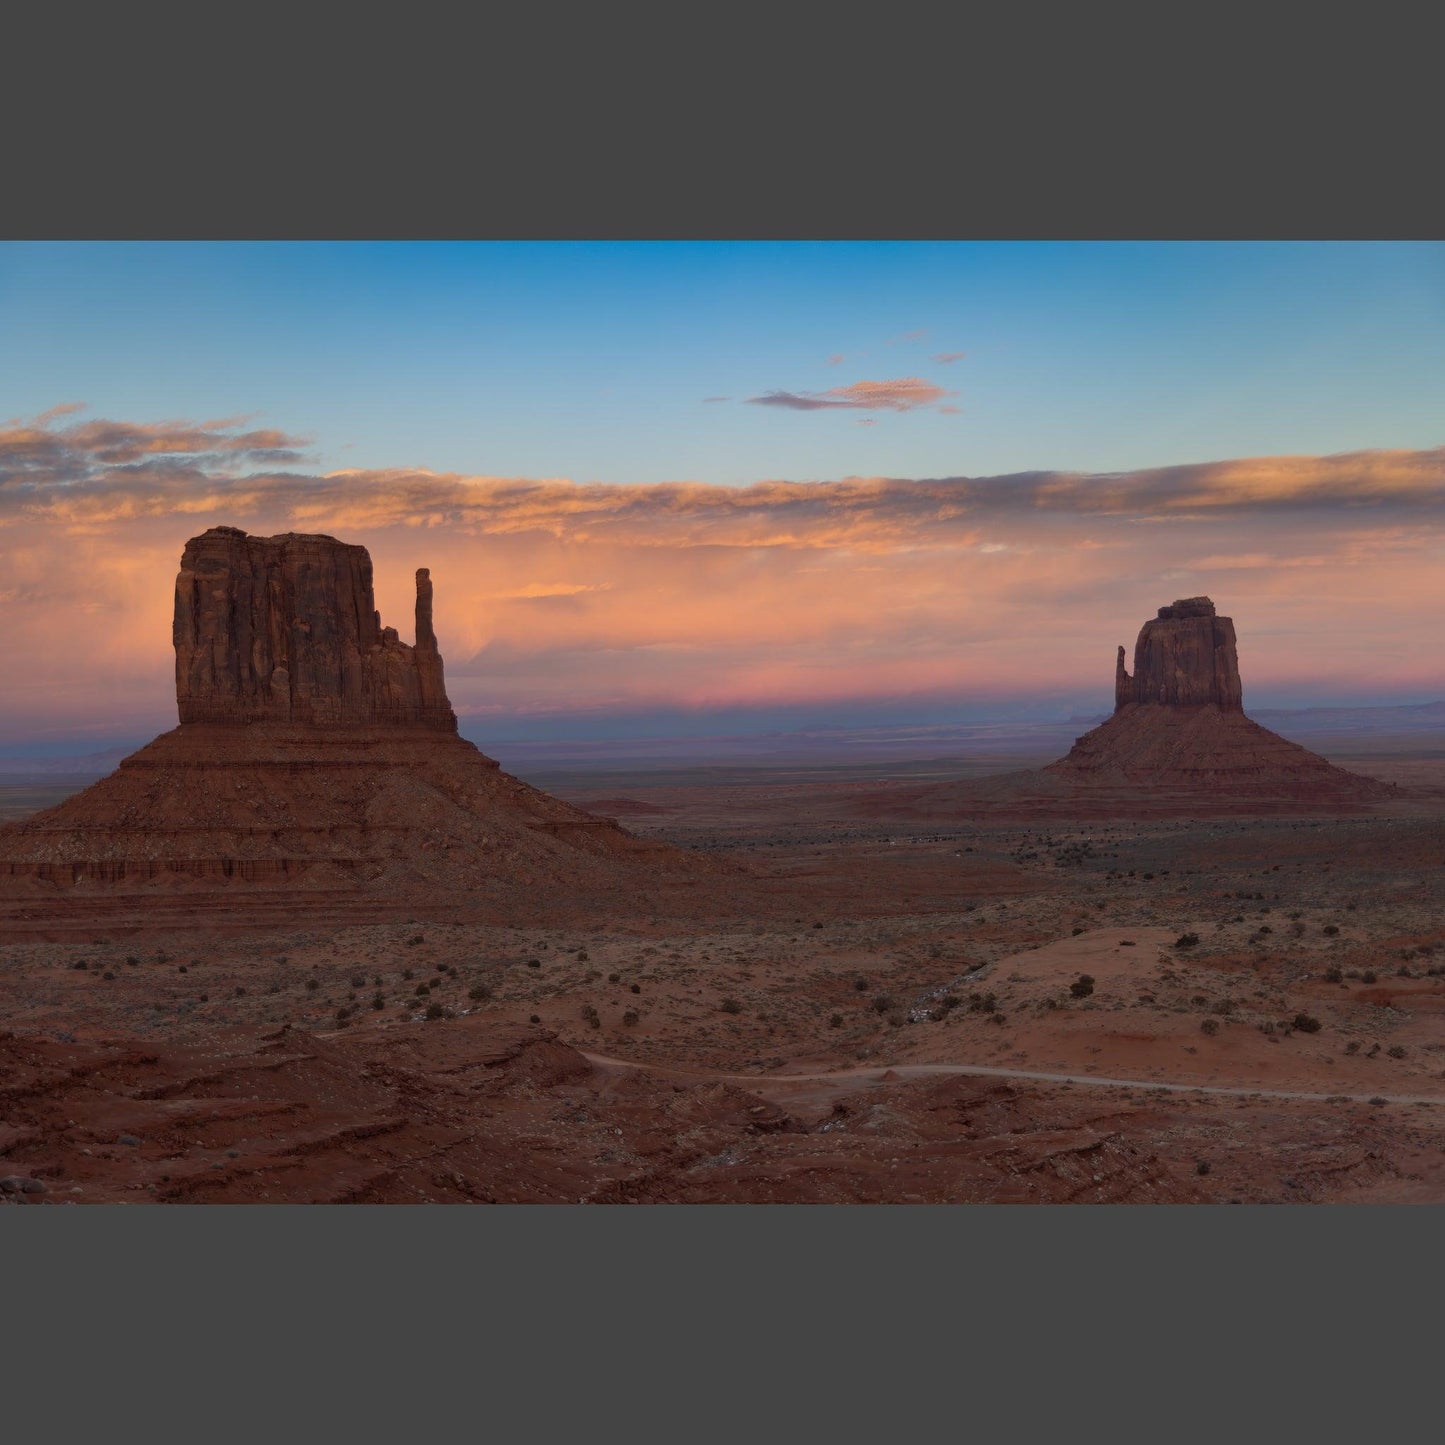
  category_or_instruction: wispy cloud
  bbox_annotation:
[1,408,1441,741]
[747,377,953,414]
[34,402,89,425]
[701,395,731,403]
[886,328,929,345]
[932,352,966,364]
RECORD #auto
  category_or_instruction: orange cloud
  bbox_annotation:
[0,410,1441,745]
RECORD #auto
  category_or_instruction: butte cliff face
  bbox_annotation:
[0,526,711,919]
[174,527,454,729]
[1114,596,1243,712]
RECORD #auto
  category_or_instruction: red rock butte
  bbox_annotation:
[0,527,710,926]
[1047,596,1395,806]
[832,596,1400,824]
[174,527,456,730]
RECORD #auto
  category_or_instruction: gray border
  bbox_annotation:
[4,12,1440,237]
[4,17,1438,1438]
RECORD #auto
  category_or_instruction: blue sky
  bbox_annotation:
[1,242,1441,753]
[3,241,1442,486]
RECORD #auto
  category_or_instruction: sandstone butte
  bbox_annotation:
[831,595,1399,824]
[1046,596,1396,804]
[0,527,709,915]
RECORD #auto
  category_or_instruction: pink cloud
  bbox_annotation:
[747,377,953,413]
[0,410,1441,743]
[932,352,966,364]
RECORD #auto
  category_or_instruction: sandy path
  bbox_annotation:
[579,1051,1445,1107]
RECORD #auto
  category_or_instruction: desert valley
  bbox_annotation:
[2,527,1442,1205]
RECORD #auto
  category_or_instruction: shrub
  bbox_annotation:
[581,1005,601,1028]
[608,972,621,983]
[1324,967,1343,984]
[408,934,425,946]
[305,978,319,992]
[872,995,893,1014]
[414,983,429,996]
[1369,1097,1387,1107]
[425,1002,446,1020]
[1175,933,1200,948]
[622,1010,640,1026]
[529,1014,541,1024]
[350,974,365,988]
[1387,1045,1407,1059]
[468,983,491,1001]
[1361,970,1377,984]
[828,1013,843,1028]
[1200,1018,1220,1036]
[1344,1040,1360,1055]
[577,951,589,962]
[719,997,742,1015]
[1292,1014,1322,1034]
[126,956,140,966]
[1323,925,1339,937]
[372,993,385,1010]
[1072,927,1085,936]
[402,968,414,980]
[73,960,87,970]
[1069,975,1095,1000]
[526,959,541,969]
[853,978,869,992]
[630,983,641,994]
[1196,1160,1211,1176]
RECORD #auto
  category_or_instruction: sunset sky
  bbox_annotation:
[1,241,1442,752]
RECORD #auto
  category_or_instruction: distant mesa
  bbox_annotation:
[0,527,708,921]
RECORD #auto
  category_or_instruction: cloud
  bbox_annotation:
[34,402,88,424]
[825,353,849,366]
[887,329,928,344]
[701,396,730,403]
[932,352,966,364]
[0,407,1442,743]
[747,377,953,414]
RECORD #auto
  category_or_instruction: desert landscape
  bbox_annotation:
[3,532,1442,1205]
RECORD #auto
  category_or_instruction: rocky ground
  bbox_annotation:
[2,747,1442,1204]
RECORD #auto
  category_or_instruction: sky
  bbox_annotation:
[1,241,1442,751]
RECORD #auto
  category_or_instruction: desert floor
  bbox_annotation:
[2,740,1443,1204]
